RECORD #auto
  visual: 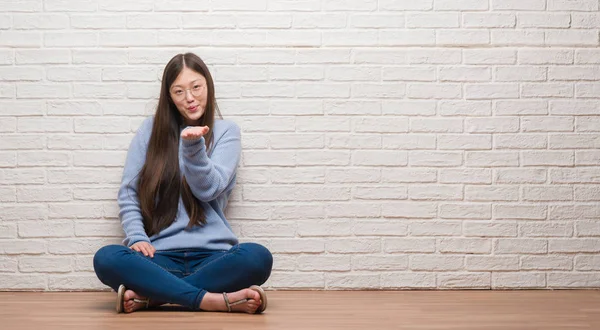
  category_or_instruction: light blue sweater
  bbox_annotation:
[118,116,240,251]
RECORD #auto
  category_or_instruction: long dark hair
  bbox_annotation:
[138,53,221,237]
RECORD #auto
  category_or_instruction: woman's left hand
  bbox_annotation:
[181,126,210,140]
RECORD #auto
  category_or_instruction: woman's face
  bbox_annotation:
[169,67,208,126]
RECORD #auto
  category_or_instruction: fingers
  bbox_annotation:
[130,242,155,258]
[148,244,156,258]
[141,243,155,258]
[181,126,209,140]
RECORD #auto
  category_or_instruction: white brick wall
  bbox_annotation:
[0,0,599,291]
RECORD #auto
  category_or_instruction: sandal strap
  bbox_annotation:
[223,292,231,312]
[132,298,150,309]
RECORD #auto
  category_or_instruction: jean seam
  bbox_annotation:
[186,244,240,277]
[129,250,186,282]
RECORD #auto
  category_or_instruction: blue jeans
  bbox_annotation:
[93,243,273,310]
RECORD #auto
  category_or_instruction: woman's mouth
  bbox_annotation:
[188,106,198,113]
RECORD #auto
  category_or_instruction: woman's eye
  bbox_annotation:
[174,90,183,94]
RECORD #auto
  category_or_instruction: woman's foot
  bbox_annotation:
[122,289,161,313]
[200,288,262,314]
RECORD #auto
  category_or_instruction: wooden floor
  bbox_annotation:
[1,290,599,330]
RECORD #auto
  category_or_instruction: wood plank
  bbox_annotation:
[1,291,599,330]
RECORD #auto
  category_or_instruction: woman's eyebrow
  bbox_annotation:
[171,79,204,89]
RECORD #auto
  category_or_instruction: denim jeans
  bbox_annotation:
[93,243,273,310]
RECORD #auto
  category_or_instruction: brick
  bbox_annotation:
[439,66,491,82]
[49,275,107,291]
[354,221,408,236]
[411,256,464,271]
[576,151,600,165]
[0,240,46,254]
[576,117,600,132]
[382,202,436,219]
[493,273,546,288]
[19,256,71,273]
[575,83,600,98]
[437,30,490,46]
[495,239,548,254]
[383,168,437,183]
[463,222,517,237]
[354,186,408,200]
[522,256,572,270]
[0,67,43,81]
[548,273,600,288]
[466,151,519,167]
[440,169,491,184]
[327,168,380,183]
[548,0,598,11]
[326,273,380,289]
[465,186,519,202]
[495,100,548,116]
[523,151,574,166]
[352,150,406,166]
[381,272,436,288]
[351,14,404,28]
[494,204,547,220]
[411,119,463,133]
[409,49,461,64]
[465,84,519,100]
[0,274,46,290]
[353,255,408,271]
[523,186,573,202]
[548,239,600,253]
[464,13,515,27]
[270,239,325,253]
[495,66,546,82]
[410,221,462,236]
[464,49,516,65]
[520,222,574,237]
[0,256,17,272]
[266,272,324,289]
[440,203,492,219]
[270,67,323,81]
[409,185,462,201]
[324,31,379,47]
[354,117,408,133]
[439,238,491,254]
[439,273,491,289]
[383,101,436,116]
[330,132,380,149]
[576,221,600,236]
[549,205,600,220]
[466,256,519,271]
[297,220,353,237]
[518,49,573,64]
[295,13,346,28]
[410,151,462,167]
[297,255,351,271]
[492,30,544,46]
[327,203,380,218]
[242,222,296,238]
[522,117,573,132]
[406,13,459,28]
[495,134,547,149]
[575,256,600,271]
[325,101,380,115]
[407,83,461,99]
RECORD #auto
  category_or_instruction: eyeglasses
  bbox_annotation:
[170,85,205,101]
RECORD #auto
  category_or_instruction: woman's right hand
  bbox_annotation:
[130,241,155,258]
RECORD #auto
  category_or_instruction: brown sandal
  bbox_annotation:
[223,285,267,314]
[116,284,150,313]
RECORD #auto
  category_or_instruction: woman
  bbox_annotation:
[93,53,272,314]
